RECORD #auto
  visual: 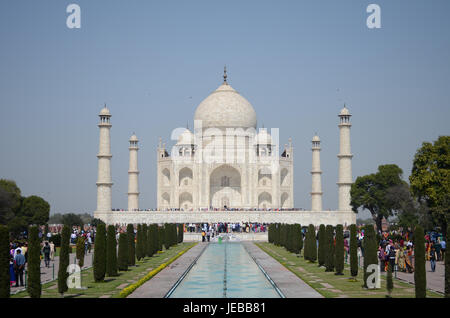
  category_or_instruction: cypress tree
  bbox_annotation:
[142,224,148,258]
[298,224,303,254]
[148,224,155,256]
[335,224,344,275]
[0,225,10,298]
[127,224,136,266]
[414,225,426,298]
[349,224,358,279]
[164,224,171,249]
[178,224,184,243]
[58,225,70,296]
[325,225,334,272]
[93,223,106,282]
[318,224,326,267]
[117,232,128,271]
[308,224,317,262]
[386,263,393,297]
[76,236,85,268]
[27,226,41,298]
[446,223,450,298]
[136,224,142,261]
[158,225,164,251]
[106,225,118,276]
[363,224,378,288]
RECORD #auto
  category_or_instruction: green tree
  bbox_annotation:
[414,225,426,298]
[136,224,143,261]
[142,224,148,258]
[334,224,344,275]
[27,226,41,298]
[106,225,118,276]
[29,229,43,287]
[117,232,128,271]
[386,263,393,298]
[62,213,84,227]
[0,225,10,298]
[0,179,21,225]
[307,224,317,262]
[318,224,326,267]
[93,223,106,282]
[20,195,50,225]
[363,225,378,289]
[58,225,70,296]
[127,224,136,266]
[445,223,450,298]
[76,236,85,268]
[146,225,153,257]
[324,225,334,272]
[410,136,450,233]
[350,164,405,231]
[158,225,164,251]
[349,224,358,279]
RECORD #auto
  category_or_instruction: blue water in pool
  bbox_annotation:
[169,242,280,298]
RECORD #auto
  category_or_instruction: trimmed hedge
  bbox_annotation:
[349,224,358,278]
[363,224,378,288]
[324,225,334,272]
[93,223,106,282]
[58,225,70,295]
[414,225,426,298]
[27,226,41,298]
[127,224,136,266]
[318,224,326,267]
[106,225,118,276]
[334,224,344,275]
[0,225,9,298]
[117,232,128,271]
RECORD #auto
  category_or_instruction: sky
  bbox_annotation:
[0,0,449,219]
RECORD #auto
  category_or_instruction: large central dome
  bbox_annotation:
[194,81,257,129]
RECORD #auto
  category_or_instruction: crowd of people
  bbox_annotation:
[351,226,446,274]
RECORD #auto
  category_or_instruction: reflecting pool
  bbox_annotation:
[169,242,281,298]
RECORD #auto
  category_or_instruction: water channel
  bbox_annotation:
[168,239,282,298]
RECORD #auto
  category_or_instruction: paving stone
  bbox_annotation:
[99,295,111,298]
[320,282,334,288]
[116,283,129,289]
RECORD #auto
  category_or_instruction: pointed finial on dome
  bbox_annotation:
[223,65,228,84]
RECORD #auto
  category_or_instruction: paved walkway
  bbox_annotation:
[10,252,93,294]
[128,243,208,298]
[390,261,444,294]
[351,256,445,294]
[243,242,323,298]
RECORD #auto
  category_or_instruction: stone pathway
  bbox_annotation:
[10,252,93,294]
[353,256,445,294]
[243,242,323,298]
[128,243,207,298]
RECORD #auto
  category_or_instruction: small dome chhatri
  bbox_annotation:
[339,104,351,116]
[176,128,195,145]
[255,128,273,145]
[194,68,257,130]
[100,104,111,116]
[312,134,320,142]
[129,133,138,142]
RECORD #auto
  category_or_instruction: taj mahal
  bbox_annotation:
[94,69,356,226]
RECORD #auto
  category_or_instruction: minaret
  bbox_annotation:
[96,105,113,212]
[337,105,353,211]
[311,134,323,211]
[127,133,139,211]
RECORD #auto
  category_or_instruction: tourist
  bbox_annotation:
[9,253,16,287]
[434,238,442,261]
[42,241,51,268]
[49,241,55,261]
[429,246,437,272]
[378,246,386,272]
[441,238,446,261]
[202,230,206,242]
[14,249,26,287]
[207,229,211,242]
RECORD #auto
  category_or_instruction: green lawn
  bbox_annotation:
[256,242,442,298]
[13,242,196,298]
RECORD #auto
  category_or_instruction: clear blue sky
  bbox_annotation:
[0,1,449,218]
